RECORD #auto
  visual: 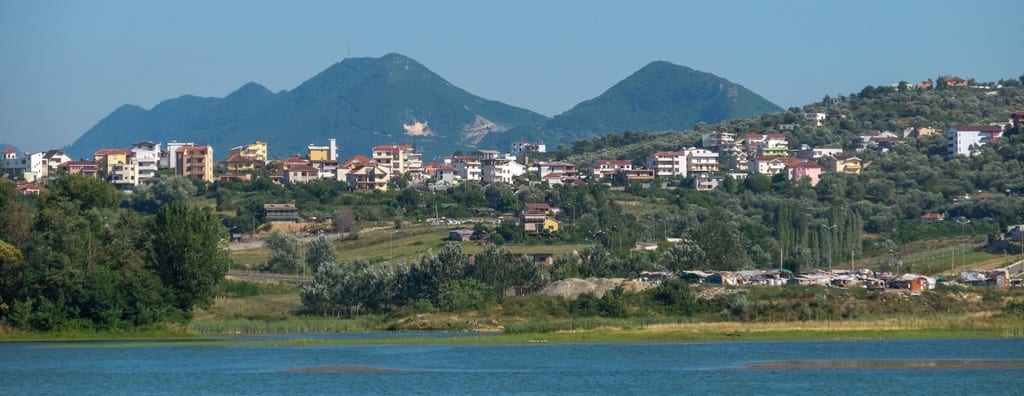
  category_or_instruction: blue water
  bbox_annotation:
[2,337,1023,395]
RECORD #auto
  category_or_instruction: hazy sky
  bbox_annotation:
[1,0,1019,152]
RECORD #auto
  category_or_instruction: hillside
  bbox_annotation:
[65,53,548,160]
[481,61,782,150]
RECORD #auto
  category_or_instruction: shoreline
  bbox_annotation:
[3,319,1021,345]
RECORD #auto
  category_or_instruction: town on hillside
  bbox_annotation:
[3,79,1024,292]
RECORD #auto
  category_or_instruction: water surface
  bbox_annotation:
[2,337,1022,394]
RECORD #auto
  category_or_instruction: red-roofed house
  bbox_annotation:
[219,153,259,173]
[285,164,319,184]
[58,161,100,178]
[433,166,459,185]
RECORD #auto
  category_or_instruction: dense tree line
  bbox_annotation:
[301,243,540,317]
[0,176,229,331]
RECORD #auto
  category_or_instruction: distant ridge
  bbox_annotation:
[66,56,780,160]
[66,53,547,160]
[481,61,782,150]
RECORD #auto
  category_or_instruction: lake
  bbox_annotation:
[2,336,1023,395]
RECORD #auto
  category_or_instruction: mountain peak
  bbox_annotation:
[482,61,781,148]
[68,53,545,159]
[227,82,273,99]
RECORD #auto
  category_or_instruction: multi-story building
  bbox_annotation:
[131,141,161,179]
[701,131,736,151]
[109,160,139,190]
[646,151,686,178]
[41,150,72,171]
[285,164,320,184]
[2,149,48,182]
[591,160,633,179]
[162,141,196,169]
[58,161,100,178]
[229,141,268,163]
[307,138,337,162]
[337,155,373,181]
[175,145,214,183]
[93,148,131,176]
[511,141,546,157]
[788,161,824,186]
[446,155,481,181]
[535,161,578,184]
[751,156,800,176]
[219,154,259,173]
[372,144,422,176]
[346,164,390,191]
[947,125,1003,157]
[684,148,720,179]
[476,150,525,184]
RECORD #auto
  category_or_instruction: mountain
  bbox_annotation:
[66,53,548,160]
[480,61,782,150]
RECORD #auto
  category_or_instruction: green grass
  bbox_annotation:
[229,225,596,266]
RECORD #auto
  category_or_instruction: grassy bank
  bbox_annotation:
[6,279,1023,344]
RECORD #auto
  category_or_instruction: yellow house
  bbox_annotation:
[541,217,560,232]
[834,156,864,174]
[219,153,259,173]
[93,148,132,175]
[229,141,268,162]
[308,146,329,161]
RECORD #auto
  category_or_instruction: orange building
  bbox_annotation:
[175,145,214,183]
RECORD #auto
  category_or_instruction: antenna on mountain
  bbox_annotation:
[347,45,351,58]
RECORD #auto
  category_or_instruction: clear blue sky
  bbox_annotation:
[1,0,1019,153]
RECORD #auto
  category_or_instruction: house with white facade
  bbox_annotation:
[131,141,161,179]
[947,125,1003,157]
[591,160,633,179]
[511,141,546,157]
[2,149,48,182]
[477,150,525,184]
[536,161,578,184]
[684,148,720,179]
[445,155,482,181]
[646,151,686,178]
[42,150,72,171]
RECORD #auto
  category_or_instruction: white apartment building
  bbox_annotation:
[132,141,161,179]
[2,149,48,182]
[947,125,1003,157]
[646,151,686,178]
[684,148,720,179]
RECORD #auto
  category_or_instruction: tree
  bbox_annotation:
[152,175,198,204]
[150,201,230,312]
[333,207,355,233]
[0,240,24,318]
[466,244,540,298]
[687,217,750,270]
[47,174,122,210]
[306,236,337,273]
[264,231,302,273]
[0,181,32,250]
